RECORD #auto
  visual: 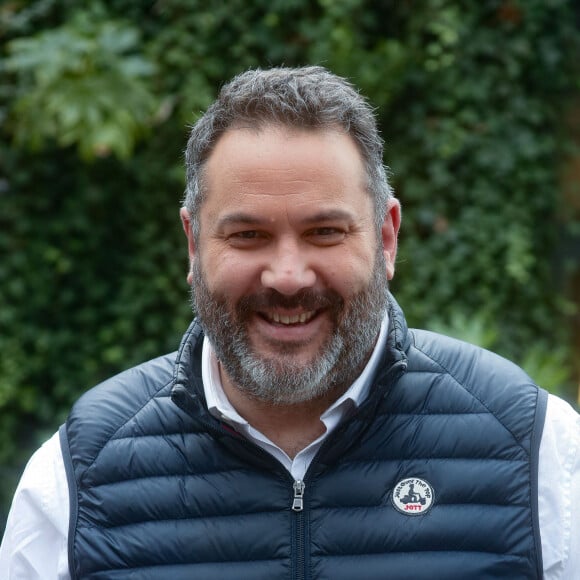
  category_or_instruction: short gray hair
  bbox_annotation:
[183,66,392,238]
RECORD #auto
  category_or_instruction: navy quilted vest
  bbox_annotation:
[61,297,547,579]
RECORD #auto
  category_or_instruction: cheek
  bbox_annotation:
[320,249,376,293]
[202,249,261,294]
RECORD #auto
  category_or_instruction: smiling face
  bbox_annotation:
[181,125,400,405]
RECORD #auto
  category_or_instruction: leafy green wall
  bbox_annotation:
[1,0,578,533]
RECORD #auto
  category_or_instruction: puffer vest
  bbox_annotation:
[61,297,547,579]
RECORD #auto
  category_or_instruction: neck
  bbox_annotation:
[219,368,345,458]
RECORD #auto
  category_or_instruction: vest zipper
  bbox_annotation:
[292,479,305,511]
[292,479,306,580]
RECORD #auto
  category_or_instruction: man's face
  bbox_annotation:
[181,125,400,405]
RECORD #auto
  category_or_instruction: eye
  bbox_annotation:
[306,227,346,245]
[227,230,268,247]
[234,230,260,239]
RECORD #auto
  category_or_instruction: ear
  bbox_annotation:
[179,207,196,286]
[381,198,401,280]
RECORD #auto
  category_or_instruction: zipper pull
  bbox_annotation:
[292,480,305,512]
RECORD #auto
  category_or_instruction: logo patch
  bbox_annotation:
[391,477,435,516]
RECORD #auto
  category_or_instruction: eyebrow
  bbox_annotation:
[216,213,270,229]
[216,208,356,229]
[300,209,356,225]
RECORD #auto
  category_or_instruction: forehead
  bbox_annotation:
[202,125,369,203]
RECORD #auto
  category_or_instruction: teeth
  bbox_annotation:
[270,311,315,325]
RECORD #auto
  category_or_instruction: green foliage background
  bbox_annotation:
[1,0,579,533]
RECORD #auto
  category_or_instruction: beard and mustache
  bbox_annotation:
[191,249,389,406]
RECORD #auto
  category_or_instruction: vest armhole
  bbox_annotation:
[59,423,78,580]
[531,387,549,578]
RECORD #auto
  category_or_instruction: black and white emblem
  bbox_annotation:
[391,477,435,516]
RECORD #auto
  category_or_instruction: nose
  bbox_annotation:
[261,240,316,295]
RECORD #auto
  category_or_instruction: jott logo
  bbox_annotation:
[391,477,435,516]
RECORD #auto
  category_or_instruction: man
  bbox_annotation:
[1,66,578,579]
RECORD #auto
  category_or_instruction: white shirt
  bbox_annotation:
[1,320,579,579]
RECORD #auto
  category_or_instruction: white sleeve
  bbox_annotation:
[539,394,580,580]
[0,431,70,580]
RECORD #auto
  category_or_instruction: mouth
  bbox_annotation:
[262,310,317,325]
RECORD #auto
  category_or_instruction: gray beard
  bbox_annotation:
[191,251,389,406]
